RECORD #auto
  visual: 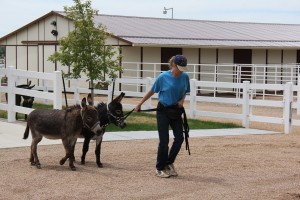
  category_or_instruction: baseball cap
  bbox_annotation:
[174,55,187,71]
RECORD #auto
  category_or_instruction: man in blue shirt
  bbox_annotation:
[135,55,190,178]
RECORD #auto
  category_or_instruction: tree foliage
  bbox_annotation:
[48,0,122,84]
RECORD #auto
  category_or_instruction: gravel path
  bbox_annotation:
[1,134,300,200]
[1,93,300,199]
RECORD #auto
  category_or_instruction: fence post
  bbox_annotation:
[53,71,62,109]
[189,79,196,118]
[74,79,80,105]
[145,77,152,109]
[242,81,250,128]
[7,66,16,122]
[283,82,293,134]
[107,79,113,103]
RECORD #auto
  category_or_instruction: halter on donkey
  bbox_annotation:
[80,92,131,167]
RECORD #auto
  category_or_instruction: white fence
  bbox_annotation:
[1,66,300,134]
[0,67,62,122]
[122,62,300,99]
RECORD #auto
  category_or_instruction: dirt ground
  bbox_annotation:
[1,93,300,199]
[1,133,300,200]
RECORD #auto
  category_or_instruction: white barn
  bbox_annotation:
[1,11,300,89]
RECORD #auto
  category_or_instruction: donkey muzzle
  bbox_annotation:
[118,120,127,129]
[89,122,103,136]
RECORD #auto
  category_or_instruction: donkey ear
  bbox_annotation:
[87,94,93,105]
[113,92,125,103]
[81,97,87,108]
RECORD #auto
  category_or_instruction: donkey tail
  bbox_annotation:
[23,125,30,139]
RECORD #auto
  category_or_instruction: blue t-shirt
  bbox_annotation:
[151,70,190,107]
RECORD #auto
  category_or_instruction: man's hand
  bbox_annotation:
[177,100,184,108]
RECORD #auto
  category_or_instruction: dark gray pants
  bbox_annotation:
[156,110,184,170]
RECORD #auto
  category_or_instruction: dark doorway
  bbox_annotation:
[161,48,182,71]
[234,49,252,82]
[296,50,300,84]
[297,50,300,63]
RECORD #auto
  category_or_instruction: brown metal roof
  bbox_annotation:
[2,11,300,48]
[91,14,300,48]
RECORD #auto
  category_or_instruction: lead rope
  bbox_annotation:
[181,108,191,155]
[122,108,135,120]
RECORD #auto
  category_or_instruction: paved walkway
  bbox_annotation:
[0,119,281,149]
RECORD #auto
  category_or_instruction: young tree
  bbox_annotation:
[49,0,122,103]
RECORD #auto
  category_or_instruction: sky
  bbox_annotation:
[1,0,300,37]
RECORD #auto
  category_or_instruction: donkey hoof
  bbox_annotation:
[70,166,76,171]
[60,159,66,165]
[97,163,103,168]
[36,164,41,169]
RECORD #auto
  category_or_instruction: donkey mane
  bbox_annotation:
[96,102,109,126]
[96,102,107,110]
[66,104,81,112]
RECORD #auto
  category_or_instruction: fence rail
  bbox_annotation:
[1,66,300,133]
[122,62,300,98]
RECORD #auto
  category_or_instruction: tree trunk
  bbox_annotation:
[90,79,95,105]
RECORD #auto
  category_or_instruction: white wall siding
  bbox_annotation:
[283,50,296,64]
[57,17,70,40]
[142,47,160,78]
[218,49,234,86]
[122,46,141,78]
[43,46,56,73]
[143,47,160,63]
[16,46,27,70]
[106,37,128,45]
[16,31,27,45]
[6,46,16,66]
[253,49,266,84]
[268,50,281,64]
[218,49,233,64]
[252,49,266,64]
[28,23,39,41]
[38,20,45,40]
[28,46,38,72]
[200,48,217,82]
[183,48,198,64]
[6,35,17,45]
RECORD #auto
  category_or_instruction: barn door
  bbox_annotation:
[234,49,252,83]
[161,48,182,71]
[296,50,300,84]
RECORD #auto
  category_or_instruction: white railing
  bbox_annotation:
[122,62,300,99]
[189,80,296,134]
[0,66,62,122]
[1,67,300,133]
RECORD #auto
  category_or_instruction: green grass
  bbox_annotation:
[0,103,52,120]
[0,104,241,131]
[105,111,241,132]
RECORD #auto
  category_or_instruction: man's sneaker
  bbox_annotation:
[156,169,171,178]
[167,164,178,176]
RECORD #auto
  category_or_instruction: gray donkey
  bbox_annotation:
[23,97,102,171]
